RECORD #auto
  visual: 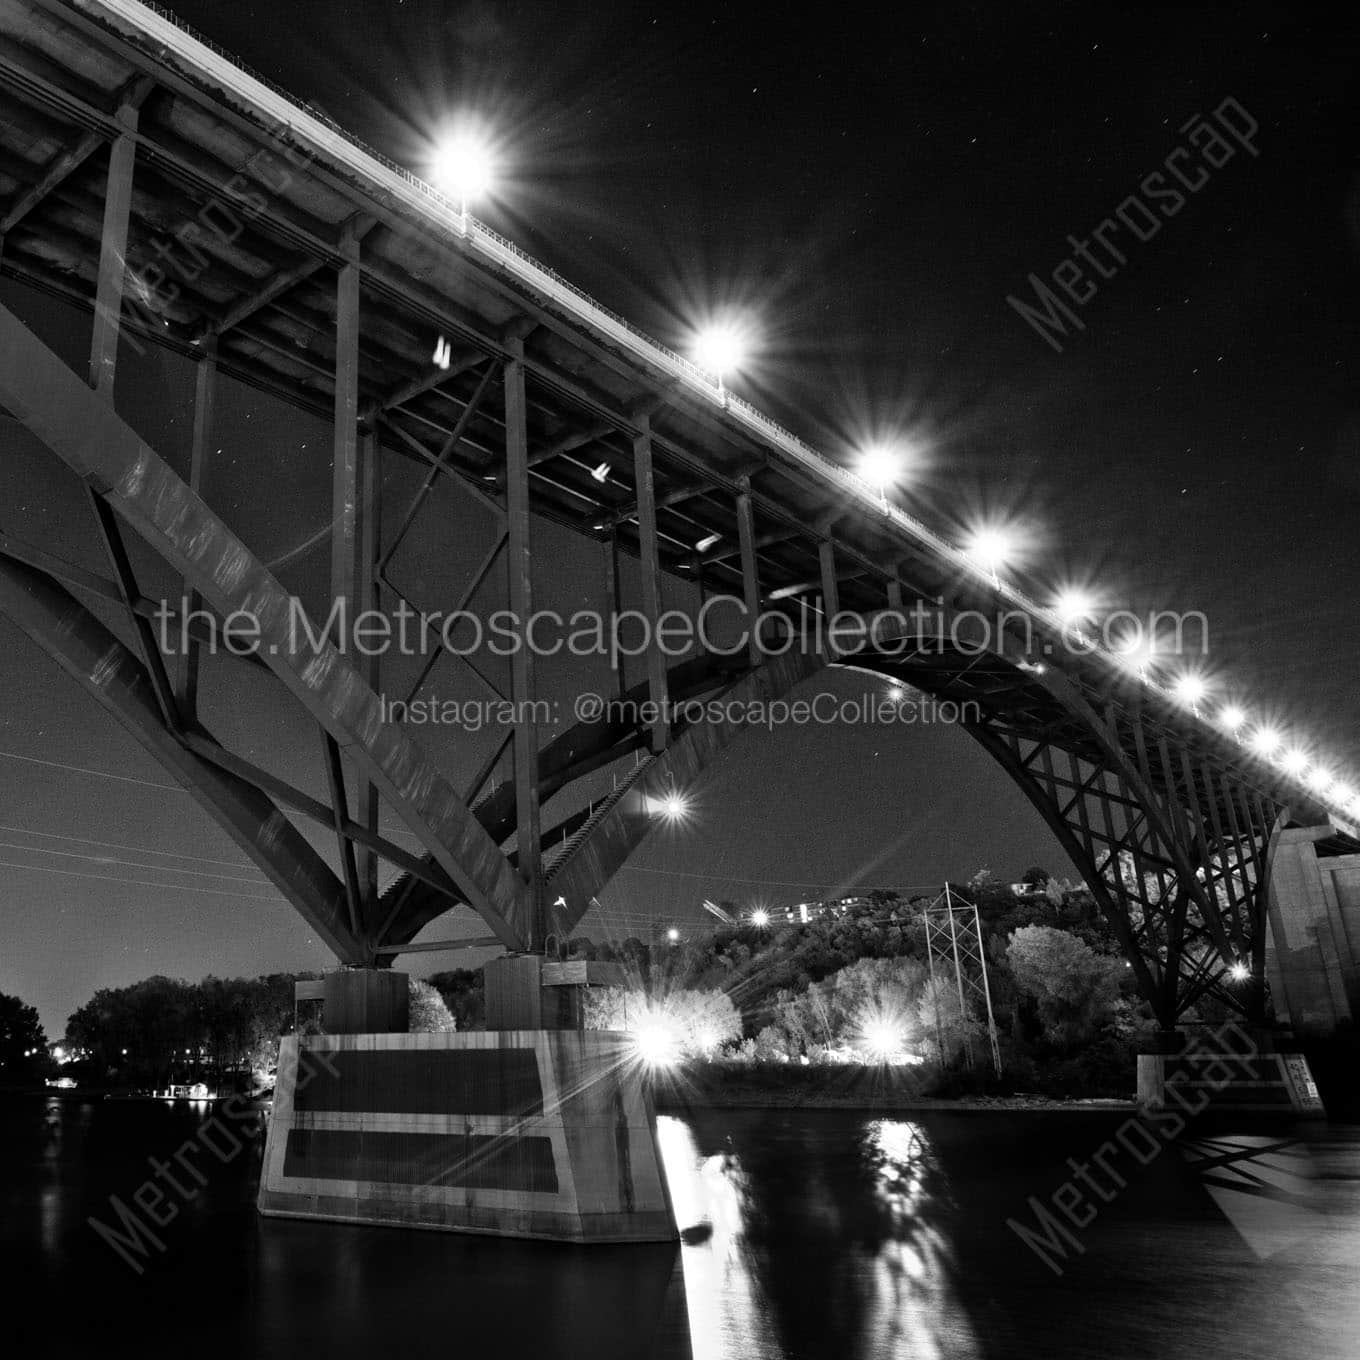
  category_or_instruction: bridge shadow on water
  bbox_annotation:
[4,1096,1359,1360]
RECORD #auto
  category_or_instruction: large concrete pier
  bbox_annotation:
[258,965,677,1242]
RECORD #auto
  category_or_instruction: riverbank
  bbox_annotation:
[652,1061,1135,1112]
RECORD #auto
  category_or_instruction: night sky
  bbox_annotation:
[3,1,1359,1038]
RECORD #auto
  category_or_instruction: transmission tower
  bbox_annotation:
[923,884,1003,1078]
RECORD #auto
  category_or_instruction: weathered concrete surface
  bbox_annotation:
[322,969,409,1035]
[1136,1050,1326,1117]
[259,1031,676,1243]
[1266,826,1360,1035]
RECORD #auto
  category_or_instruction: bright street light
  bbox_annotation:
[692,322,748,402]
[1228,961,1250,983]
[632,1014,680,1068]
[1249,726,1282,757]
[1219,704,1247,733]
[965,524,1019,585]
[430,131,495,225]
[750,908,770,928]
[859,1014,905,1062]
[1053,588,1097,627]
[1172,673,1208,710]
[856,445,904,500]
[1281,748,1309,777]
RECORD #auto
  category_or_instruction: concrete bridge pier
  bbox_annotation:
[1136,1023,1326,1118]
[258,960,676,1242]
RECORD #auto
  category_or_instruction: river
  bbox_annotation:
[3,1097,1357,1358]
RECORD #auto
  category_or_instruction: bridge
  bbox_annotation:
[0,0,1352,1236]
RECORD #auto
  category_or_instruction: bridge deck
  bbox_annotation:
[0,2,1354,873]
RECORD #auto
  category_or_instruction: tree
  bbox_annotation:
[1006,925,1122,1048]
[1020,866,1051,888]
[409,978,457,1033]
[766,956,930,1061]
[426,967,484,1029]
[0,991,46,1084]
[584,985,741,1057]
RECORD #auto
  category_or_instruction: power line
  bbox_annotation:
[613,862,924,893]
[0,838,270,884]
[0,856,280,901]
[0,747,185,791]
[0,821,266,871]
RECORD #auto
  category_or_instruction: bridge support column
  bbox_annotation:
[321,967,408,1035]
[259,958,676,1242]
[1137,1025,1326,1117]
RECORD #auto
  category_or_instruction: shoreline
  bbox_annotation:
[655,1089,1135,1113]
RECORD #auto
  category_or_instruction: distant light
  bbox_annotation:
[1281,748,1309,777]
[1249,727,1282,757]
[1334,783,1356,807]
[430,131,495,215]
[694,532,721,553]
[692,323,748,389]
[1219,705,1247,733]
[856,445,903,494]
[1308,767,1335,795]
[1053,589,1097,626]
[751,908,770,928]
[965,525,1019,575]
[666,927,680,943]
[860,1016,904,1062]
[590,461,611,484]
[1172,673,1208,707]
[887,683,906,702]
[1228,961,1250,983]
[632,1015,680,1068]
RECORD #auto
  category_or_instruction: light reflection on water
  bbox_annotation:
[658,1114,981,1360]
[6,1098,1360,1359]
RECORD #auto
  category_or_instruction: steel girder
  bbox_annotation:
[0,300,533,952]
[0,553,365,960]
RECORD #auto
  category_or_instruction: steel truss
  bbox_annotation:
[0,2,1350,1039]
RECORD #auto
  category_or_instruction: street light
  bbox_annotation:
[1219,704,1247,734]
[692,322,748,404]
[1172,673,1208,713]
[964,524,1019,587]
[750,908,770,928]
[430,130,495,229]
[856,445,904,503]
[1053,588,1097,628]
[1281,748,1309,778]
[1249,726,1282,758]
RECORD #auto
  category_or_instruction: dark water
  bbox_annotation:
[3,1096,1357,1359]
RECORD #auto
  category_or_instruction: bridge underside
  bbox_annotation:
[0,0,1353,1041]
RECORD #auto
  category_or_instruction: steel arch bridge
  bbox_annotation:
[0,0,1353,1037]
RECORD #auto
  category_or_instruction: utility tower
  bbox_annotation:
[923,884,1003,1078]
